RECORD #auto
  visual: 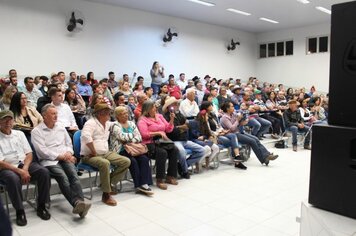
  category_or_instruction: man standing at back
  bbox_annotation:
[31,104,91,218]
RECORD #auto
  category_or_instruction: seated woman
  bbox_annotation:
[310,96,327,123]
[88,93,105,116]
[0,85,18,110]
[64,88,86,129]
[118,81,133,103]
[137,100,179,190]
[194,101,246,169]
[9,92,43,140]
[110,106,153,196]
[132,82,144,98]
[299,98,315,125]
[220,102,278,166]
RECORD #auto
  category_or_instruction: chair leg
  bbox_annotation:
[25,183,37,210]
[2,188,10,215]
[84,171,93,200]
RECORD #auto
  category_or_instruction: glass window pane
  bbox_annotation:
[319,36,328,53]
[260,44,267,58]
[308,38,317,54]
[268,43,275,57]
[277,42,284,56]
[286,40,293,55]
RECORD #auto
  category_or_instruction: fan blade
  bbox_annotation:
[172,33,178,37]
[231,39,234,44]
[163,36,168,42]
[76,19,84,25]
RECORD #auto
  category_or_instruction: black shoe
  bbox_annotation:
[181,172,190,179]
[233,155,244,162]
[177,163,183,177]
[234,162,247,170]
[16,210,27,226]
[37,207,51,221]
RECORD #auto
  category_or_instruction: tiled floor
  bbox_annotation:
[10,147,311,236]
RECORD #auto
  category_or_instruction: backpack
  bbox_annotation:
[275,140,286,149]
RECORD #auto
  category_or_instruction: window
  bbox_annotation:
[259,40,293,58]
[268,43,275,57]
[286,41,293,55]
[276,42,284,56]
[307,36,329,54]
[319,36,328,53]
[260,44,267,58]
[308,38,317,54]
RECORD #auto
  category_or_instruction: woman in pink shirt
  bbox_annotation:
[137,100,179,190]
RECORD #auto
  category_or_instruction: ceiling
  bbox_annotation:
[83,0,352,33]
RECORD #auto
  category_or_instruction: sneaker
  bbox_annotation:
[233,155,244,162]
[16,210,27,226]
[181,172,190,179]
[137,186,154,196]
[234,162,247,170]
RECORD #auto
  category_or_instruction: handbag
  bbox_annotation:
[155,138,175,150]
[123,143,148,157]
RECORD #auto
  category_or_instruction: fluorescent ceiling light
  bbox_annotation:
[315,6,331,14]
[259,17,279,24]
[297,0,310,4]
[226,8,251,16]
[187,0,215,7]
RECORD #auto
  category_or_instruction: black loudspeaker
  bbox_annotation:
[328,2,356,127]
[308,124,356,219]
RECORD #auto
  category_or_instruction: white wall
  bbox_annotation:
[256,24,331,92]
[0,0,257,85]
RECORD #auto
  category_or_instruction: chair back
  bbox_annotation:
[73,130,82,159]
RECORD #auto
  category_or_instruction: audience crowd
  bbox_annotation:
[0,65,328,227]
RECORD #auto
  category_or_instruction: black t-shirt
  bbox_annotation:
[163,112,188,141]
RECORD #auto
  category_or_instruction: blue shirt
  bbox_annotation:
[77,83,93,96]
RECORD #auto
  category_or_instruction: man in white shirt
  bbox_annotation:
[176,73,187,91]
[0,110,51,226]
[31,104,91,218]
[22,77,43,108]
[50,88,78,131]
[81,103,130,206]
[179,88,199,118]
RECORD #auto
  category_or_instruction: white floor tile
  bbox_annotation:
[10,147,311,236]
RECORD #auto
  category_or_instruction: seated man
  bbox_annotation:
[113,91,134,121]
[0,110,51,226]
[81,103,130,206]
[179,88,199,119]
[134,93,148,120]
[163,97,206,178]
[283,100,311,152]
[50,87,78,132]
[31,104,91,218]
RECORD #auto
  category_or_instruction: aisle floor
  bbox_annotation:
[11,147,311,236]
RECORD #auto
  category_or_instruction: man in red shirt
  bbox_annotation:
[167,75,182,100]
[134,93,148,120]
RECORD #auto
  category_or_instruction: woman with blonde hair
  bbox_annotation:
[0,85,17,110]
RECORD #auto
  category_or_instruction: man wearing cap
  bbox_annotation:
[231,85,242,107]
[179,88,199,119]
[31,104,91,218]
[0,110,51,226]
[283,100,311,151]
[81,103,130,206]
[163,97,206,178]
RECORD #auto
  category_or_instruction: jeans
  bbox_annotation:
[46,161,84,207]
[151,83,160,95]
[0,162,50,211]
[120,151,153,188]
[236,133,270,164]
[287,125,311,146]
[218,133,239,149]
[82,152,131,193]
[175,141,206,173]
[248,117,272,138]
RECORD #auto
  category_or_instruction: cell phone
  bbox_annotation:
[169,106,175,113]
